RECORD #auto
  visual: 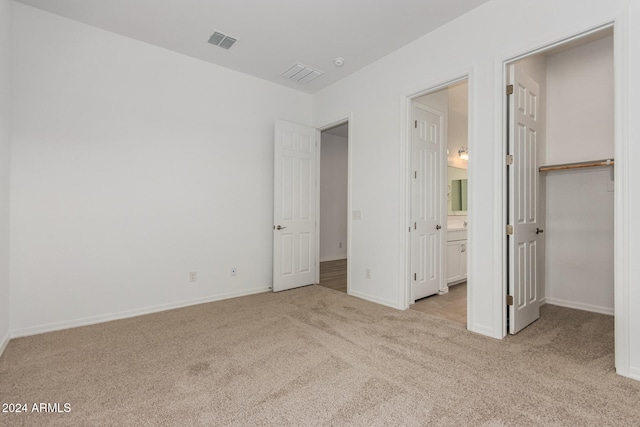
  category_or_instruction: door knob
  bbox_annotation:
[535,227,544,234]
[275,225,287,230]
[436,225,442,230]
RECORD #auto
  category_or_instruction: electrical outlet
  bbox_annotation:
[231,267,237,276]
[189,271,197,282]
[365,268,371,279]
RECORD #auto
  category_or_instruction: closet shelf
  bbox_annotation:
[539,158,614,173]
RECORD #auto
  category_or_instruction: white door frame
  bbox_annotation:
[315,115,353,295]
[400,72,474,320]
[496,18,630,376]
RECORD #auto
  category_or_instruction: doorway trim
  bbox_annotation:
[496,17,630,376]
[316,114,353,295]
[400,70,475,324]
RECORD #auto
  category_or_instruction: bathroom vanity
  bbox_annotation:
[446,228,467,284]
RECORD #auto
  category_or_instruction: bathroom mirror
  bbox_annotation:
[448,166,468,215]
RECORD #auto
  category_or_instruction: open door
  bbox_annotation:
[273,120,317,292]
[507,65,541,334]
[411,103,444,301]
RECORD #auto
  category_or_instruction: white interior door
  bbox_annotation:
[411,103,444,301]
[508,65,541,334]
[273,120,317,292]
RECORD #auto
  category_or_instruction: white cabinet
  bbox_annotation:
[446,229,467,284]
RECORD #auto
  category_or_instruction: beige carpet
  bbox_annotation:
[1,285,638,426]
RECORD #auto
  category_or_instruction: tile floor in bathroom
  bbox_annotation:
[410,282,467,326]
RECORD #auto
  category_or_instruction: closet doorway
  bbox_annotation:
[505,27,614,334]
[410,79,470,327]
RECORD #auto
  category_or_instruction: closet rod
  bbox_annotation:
[539,158,614,173]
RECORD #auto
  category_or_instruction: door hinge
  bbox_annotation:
[506,295,514,306]
[414,120,417,128]
[506,84,514,96]
[414,171,417,179]
[506,224,513,235]
[506,154,513,165]
[414,222,417,230]
[414,273,417,281]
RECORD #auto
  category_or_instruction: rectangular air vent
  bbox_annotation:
[280,64,323,85]
[208,31,237,49]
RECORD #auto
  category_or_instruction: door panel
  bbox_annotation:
[281,234,294,275]
[508,65,541,334]
[273,120,317,292]
[411,104,443,301]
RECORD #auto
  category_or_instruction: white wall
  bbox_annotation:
[320,132,348,261]
[545,36,614,164]
[312,0,640,378]
[544,169,614,313]
[544,36,614,314]
[10,4,311,335]
[447,82,468,169]
[0,0,11,356]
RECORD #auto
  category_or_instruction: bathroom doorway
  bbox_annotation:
[410,79,469,326]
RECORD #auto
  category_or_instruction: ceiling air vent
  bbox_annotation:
[280,64,323,85]
[208,31,237,49]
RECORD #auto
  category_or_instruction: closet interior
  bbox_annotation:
[525,28,614,316]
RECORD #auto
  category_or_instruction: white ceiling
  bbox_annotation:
[16,0,491,94]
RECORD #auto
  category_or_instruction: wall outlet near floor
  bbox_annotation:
[189,271,197,283]
[231,267,237,276]
[365,268,371,279]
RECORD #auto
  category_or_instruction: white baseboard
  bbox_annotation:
[447,279,466,287]
[629,367,640,382]
[349,290,400,310]
[467,322,498,338]
[319,255,347,262]
[10,286,270,339]
[545,297,614,316]
[0,331,9,359]
[539,297,547,306]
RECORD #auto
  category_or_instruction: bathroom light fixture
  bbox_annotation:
[458,147,469,160]
[333,57,344,67]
